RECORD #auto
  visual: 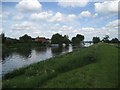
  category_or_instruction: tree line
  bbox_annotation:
[92,35,119,44]
[0,33,119,45]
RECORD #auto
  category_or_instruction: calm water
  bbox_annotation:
[1,43,92,76]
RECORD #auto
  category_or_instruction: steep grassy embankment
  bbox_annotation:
[2,43,119,88]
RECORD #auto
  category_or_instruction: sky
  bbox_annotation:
[1,0,120,41]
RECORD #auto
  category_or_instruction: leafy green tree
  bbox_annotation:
[51,33,63,45]
[92,37,100,44]
[72,37,77,45]
[72,34,84,45]
[63,35,70,45]
[19,34,32,42]
[111,38,119,43]
[1,33,6,43]
[102,35,109,43]
[76,34,84,42]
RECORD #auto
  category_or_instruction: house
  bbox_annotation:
[35,37,47,43]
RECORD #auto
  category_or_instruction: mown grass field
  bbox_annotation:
[2,43,119,88]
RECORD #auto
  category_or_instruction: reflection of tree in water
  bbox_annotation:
[34,47,47,54]
[15,47,32,59]
[63,46,69,52]
[72,43,84,50]
[2,47,11,61]
[2,52,11,62]
[51,46,63,56]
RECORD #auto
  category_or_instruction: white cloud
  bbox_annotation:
[16,0,42,12]
[79,11,92,18]
[13,15,23,20]
[0,26,2,34]
[10,21,39,31]
[94,1,119,13]
[30,11,77,22]
[49,12,64,22]
[30,11,53,21]
[49,12,77,22]
[106,19,120,28]
[7,19,119,40]
[79,11,98,18]
[0,12,1,20]
[1,12,10,19]
[9,21,44,38]
[58,0,89,7]
[81,27,95,31]
[93,13,98,18]
[56,20,119,40]
[67,14,77,21]
[105,19,119,39]
[60,25,73,31]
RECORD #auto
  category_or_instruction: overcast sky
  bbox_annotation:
[1,0,119,41]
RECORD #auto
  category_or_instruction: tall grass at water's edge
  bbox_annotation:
[2,43,118,88]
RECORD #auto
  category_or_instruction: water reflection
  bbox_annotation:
[15,48,32,59]
[1,43,92,75]
[34,47,47,55]
[2,53,10,61]
[2,48,12,61]
[51,47,63,56]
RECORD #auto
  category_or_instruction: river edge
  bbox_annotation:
[2,43,118,88]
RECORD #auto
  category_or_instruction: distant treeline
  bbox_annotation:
[0,33,119,45]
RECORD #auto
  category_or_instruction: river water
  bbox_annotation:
[1,43,93,76]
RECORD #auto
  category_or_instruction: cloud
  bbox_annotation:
[30,11,53,21]
[79,11,98,18]
[16,0,42,12]
[9,21,44,38]
[0,12,1,21]
[49,12,77,22]
[7,19,119,41]
[30,11,77,22]
[106,19,120,29]
[13,15,23,20]
[67,14,77,21]
[10,21,39,31]
[49,12,64,22]
[1,12,10,19]
[94,1,119,13]
[105,19,119,39]
[79,11,92,18]
[57,20,119,40]
[93,13,98,18]
[0,26,2,33]
[3,1,118,40]
[58,0,89,7]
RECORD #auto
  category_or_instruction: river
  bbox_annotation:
[1,43,93,76]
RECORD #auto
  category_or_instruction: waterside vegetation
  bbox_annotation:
[3,43,119,88]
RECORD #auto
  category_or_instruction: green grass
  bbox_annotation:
[2,43,119,88]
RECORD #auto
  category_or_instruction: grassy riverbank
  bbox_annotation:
[3,43,119,88]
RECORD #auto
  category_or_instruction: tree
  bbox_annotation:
[72,34,84,45]
[102,35,109,43]
[76,34,84,42]
[111,38,119,43]
[63,35,70,45]
[51,33,63,45]
[92,37,100,44]
[1,33,6,43]
[19,34,32,42]
[72,37,77,45]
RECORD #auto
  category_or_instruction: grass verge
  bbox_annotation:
[2,43,118,88]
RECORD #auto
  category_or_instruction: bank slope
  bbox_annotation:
[3,43,118,88]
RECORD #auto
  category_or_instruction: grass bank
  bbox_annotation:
[2,43,119,88]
